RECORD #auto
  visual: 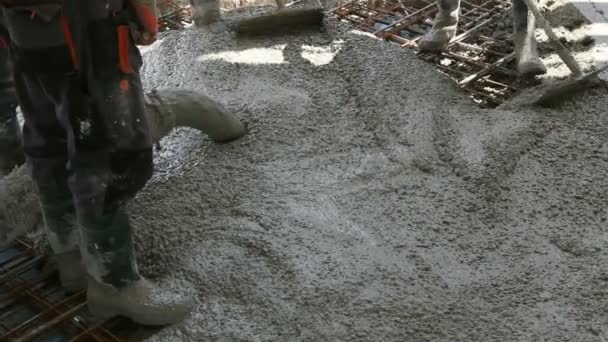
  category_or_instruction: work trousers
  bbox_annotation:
[0,24,22,176]
[10,14,153,288]
[437,0,531,33]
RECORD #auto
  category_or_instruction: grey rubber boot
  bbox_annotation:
[418,0,460,52]
[513,10,546,76]
[80,208,193,325]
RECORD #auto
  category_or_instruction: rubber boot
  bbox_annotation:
[512,4,546,76]
[418,0,460,52]
[80,207,194,325]
[0,104,24,176]
[88,277,194,326]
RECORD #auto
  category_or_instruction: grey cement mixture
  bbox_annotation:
[46,6,608,341]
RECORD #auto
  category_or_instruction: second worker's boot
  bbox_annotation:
[80,207,194,326]
[418,0,460,52]
[513,14,547,76]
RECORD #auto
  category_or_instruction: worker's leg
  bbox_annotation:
[13,66,86,292]
[512,0,546,76]
[73,16,192,325]
[190,0,220,26]
[0,103,22,176]
[68,92,149,291]
[0,27,23,177]
[418,0,460,52]
[76,68,193,327]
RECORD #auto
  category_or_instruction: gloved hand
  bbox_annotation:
[128,0,158,45]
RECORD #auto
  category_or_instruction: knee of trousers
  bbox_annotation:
[105,148,153,209]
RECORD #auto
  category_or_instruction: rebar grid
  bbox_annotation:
[157,0,193,31]
[417,39,521,107]
[0,239,124,341]
[332,0,536,108]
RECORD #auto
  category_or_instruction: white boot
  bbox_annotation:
[513,14,547,76]
[87,277,194,326]
[418,3,459,52]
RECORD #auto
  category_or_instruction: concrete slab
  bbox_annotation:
[131,14,608,341]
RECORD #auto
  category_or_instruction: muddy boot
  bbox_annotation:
[512,4,546,76]
[514,31,546,76]
[0,104,24,176]
[80,207,193,325]
[418,0,460,52]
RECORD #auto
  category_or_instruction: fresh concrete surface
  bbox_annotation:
[127,6,608,340]
[2,1,605,340]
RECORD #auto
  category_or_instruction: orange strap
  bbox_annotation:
[117,25,134,74]
[60,15,79,70]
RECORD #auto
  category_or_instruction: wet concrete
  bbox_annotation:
[125,11,608,341]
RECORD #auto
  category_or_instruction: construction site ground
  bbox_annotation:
[3,0,608,340]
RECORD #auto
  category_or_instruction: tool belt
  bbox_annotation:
[10,8,142,77]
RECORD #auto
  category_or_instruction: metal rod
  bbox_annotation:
[452,17,495,43]
[13,302,87,342]
[5,291,84,337]
[0,252,25,269]
[459,52,515,86]
[378,6,435,37]
[68,319,123,342]
[0,256,44,284]
[372,2,435,35]
[2,272,109,341]
[0,318,11,331]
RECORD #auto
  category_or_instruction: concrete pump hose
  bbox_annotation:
[147,89,247,143]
